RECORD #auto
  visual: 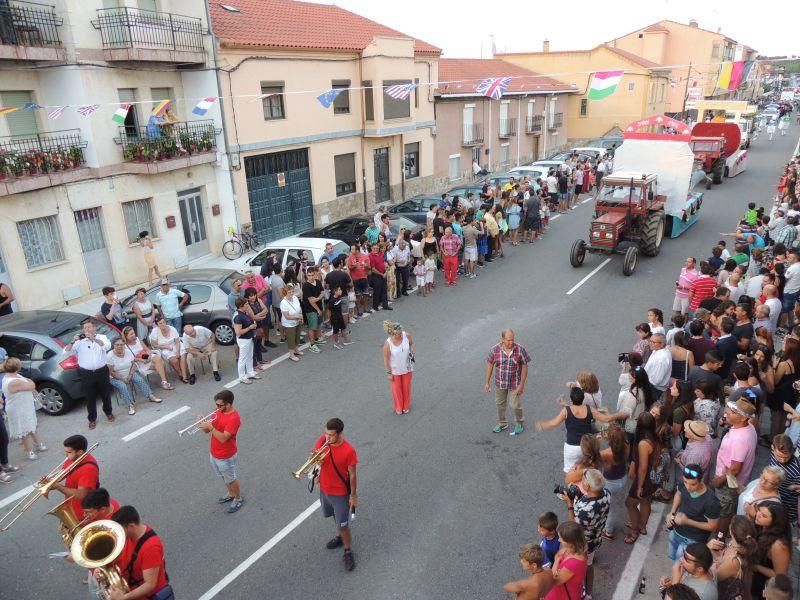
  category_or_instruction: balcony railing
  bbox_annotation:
[0,129,87,178]
[498,118,516,138]
[92,7,204,53]
[548,113,563,129]
[116,119,219,163]
[0,0,63,47]
[526,115,543,133]
[462,123,484,146]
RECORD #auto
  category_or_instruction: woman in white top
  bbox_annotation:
[149,316,188,383]
[616,366,653,439]
[1,358,46,460]
[280,283,304,362]
[132,287,155,341]
[121,326,173,390]
[646,308,665,336]
[382,321,414,415]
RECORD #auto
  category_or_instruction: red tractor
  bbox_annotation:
[690,122,742,186]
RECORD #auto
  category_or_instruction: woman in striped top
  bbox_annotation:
[768,434,800,524]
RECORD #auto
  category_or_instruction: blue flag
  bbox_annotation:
[316,88,345,109]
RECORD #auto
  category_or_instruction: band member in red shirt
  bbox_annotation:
[313,418,358,571]
[108,505,171,600]
[47,435,99,521]
[80,488,121,599]
[199,390,243,514]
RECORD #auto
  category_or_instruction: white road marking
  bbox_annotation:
[197,500,321,600]
[582,197,592,204]
[121,405,191,442]
[550,214,561,221]
[0,484,35,510]
[566,258,611,295]
[612,502,666,600]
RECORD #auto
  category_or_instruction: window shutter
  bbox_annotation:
[1,91,38,136]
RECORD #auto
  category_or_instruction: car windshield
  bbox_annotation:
[332,241,350,255]
[691,141,718,152]
[219,272,247,294]
[52,317,120,346]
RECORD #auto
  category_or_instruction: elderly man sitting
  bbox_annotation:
[182,325,220,384]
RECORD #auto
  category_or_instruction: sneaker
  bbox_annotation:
[368,309,375,314]
[309,344,321,353]
[128,406,136,416]
[161,381,175,390]
[326,535,343,549]
[351,315,358,321]
[289,355,300,362]
[239,378,253,384]
[1,465,19,473]
[296,351,305,356]
[27,451,38,461]
[266,341,278,348]
[342,340,353,346]
[35,443,47,452]
[333,343,344,350]
[148,396,162,403]
[189,374,196,385]
[511,423,524,436]
[343,549,355,571]
[316,338,328,344]
[226,498,244,514]
[0,472,12,483]
[248,374,262,380]
[383,306,393,311]
[217,494,234,504]
[213,371,222,381]
[492,424,509,433]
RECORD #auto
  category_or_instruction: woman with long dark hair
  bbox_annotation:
[772,337,800,440]
[670,331,695,381]
[601,424,630,540]
[616,365,653,443]
[633,323,653,364]
[624,412,660,543]
[750,502,792,597]
[708,515,758,600]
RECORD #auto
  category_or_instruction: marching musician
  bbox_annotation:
[46,435,99,521]
[107,505,172,600]
[198,390,243,514]
[81,488,121,600]
[313,418,358,572]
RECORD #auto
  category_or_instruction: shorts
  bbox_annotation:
[464,247,478,262]
[781,291,799,314]
[672,295,689,313]
[210,453,238,484]
[320,490,351,528]
[353,278,369,296]
[668,529,693,563]
[415,276,426,288]
[305,311,319,330]
[715,484,739,517]
[331,313,346,334]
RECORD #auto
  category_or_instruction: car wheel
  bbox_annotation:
[37,382,73,416]
[212,320,235,345]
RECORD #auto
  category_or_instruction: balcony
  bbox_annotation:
[498,118,516,138]
[91,7,205,64]
[462,123,484,146]
[0,129,89,196]
[526,115,543,134]
[0,0,65,61]
[116,119,219,174]
[548,113,563,130]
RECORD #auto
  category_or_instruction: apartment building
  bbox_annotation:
[208,0,440,243]
[497,43,671,142]
[0,0,233,310]
[434,58,574,185]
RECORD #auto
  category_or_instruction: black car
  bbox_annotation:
[386,194,440,224]
[297,214,423,246]
[0,311,122,415]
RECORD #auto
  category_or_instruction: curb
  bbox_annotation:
[612,502,666,600]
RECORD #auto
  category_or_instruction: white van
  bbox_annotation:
[240,236,350,273]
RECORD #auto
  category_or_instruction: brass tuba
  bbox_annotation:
[47,497,85,548]
[70,519,130,599]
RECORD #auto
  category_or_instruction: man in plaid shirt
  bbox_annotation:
[774,216,799,249]
[440,227,462,286]
[484,329,531,435]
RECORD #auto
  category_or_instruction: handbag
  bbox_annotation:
[33,391,44,411]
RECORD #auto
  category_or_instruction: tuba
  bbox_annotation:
[70,520,130,599]
[47,497,85,548]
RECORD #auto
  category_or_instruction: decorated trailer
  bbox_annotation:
[691,122,748,180]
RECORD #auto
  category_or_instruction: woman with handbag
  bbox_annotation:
[1,358,46,461]
[121,326,173,390]
[383,321,414,415]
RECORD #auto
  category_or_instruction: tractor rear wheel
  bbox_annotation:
[622,246,638,276]
[640,210,665,257]
[570,239,586,268]
[712,160,724,184]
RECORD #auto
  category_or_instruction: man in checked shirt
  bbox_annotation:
[484,329,531,436]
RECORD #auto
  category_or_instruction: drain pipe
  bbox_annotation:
[358,55,368,212]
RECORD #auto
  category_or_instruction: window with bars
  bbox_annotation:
[261,81,285,120]
[334,153,356,196]
[18,215,64,268]
[404,142,419,179]
[122,199,155,244]
[332,80,350,114]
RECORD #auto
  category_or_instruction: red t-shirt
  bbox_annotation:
[64,455,99,520]
[346,254,370,281]
[368,252,386,275]
[313,435,357,497]
[210,409,240,459]
[115,526,168,596]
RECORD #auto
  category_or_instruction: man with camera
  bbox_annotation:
[558,468,610,600]
[63,321,113,429]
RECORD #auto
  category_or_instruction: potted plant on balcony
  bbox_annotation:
[69,146,83,168]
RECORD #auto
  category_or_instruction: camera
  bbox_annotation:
[79,334,86,340]
[553,484,582,502]
[141,353,149,360]
[618,352,630,363]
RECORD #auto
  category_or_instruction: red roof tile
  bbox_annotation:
[436,58,574,95]
[209,0,440,55]
[601,45,662,68]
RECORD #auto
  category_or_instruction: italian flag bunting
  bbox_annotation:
[112,103,131,125]
[588,70,624,100]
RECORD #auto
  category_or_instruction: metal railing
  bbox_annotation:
[0,0,63,47]
[548,113,563,129]
[526,115,543,133]
[498,118,516,137]
[116,119,219,162]
[0,129,87,177]
[462,123,484,145]
[92,6,204,53]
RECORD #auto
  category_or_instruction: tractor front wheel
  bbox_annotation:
[640,210,665,257]
[712,161,724,184]
[570,239,586,268]
[623,246,638,276]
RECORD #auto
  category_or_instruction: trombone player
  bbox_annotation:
[45,435,100,522]
[197,390,243,514]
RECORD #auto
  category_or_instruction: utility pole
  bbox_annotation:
[681,61,693,115]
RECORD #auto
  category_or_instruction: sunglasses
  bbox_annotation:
[682,552,697,563]
[215,403,225,408]
[683,467,700,478]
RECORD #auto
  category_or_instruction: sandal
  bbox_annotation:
[639,528,648,536]
[161,381,175,390]
[602,530,615,540]
[624,533,639,544]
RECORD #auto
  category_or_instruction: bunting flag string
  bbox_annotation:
[476,77,511,100]
[385,82,418,100]
[77,104,100,116]
[316,88,345,109]
[47,106,66,120]
[0,107,19,116]
[192,97,216,116]
[151,99,171,117]
[21,102,43,110]
[111,103,131,125]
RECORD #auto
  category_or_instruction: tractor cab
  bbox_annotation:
[595,172,658,211]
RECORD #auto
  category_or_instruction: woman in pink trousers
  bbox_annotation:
[383,321,414,415]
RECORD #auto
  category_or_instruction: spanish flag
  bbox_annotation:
[0,106,19,117]
[151,99,171,117]
[716,62,733,90]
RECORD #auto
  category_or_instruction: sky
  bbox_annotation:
[323,0,798,59]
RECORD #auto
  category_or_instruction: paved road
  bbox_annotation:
[0,127,794,600]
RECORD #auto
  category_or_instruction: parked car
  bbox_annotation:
[507,165,548,186]
[0,311,121,415]
[297,214,422,246]
[120,268,244,347]
[586,137,624,154]
[570,147,608,162]
[547,150,596,164]
[530,159,572,174]
[386,194,440,223]
[241,236,350,272]
[445,183,484,199]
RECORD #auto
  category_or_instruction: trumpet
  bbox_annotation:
[177,411,217,437]
[292,442,329,479]
[0,442,99,532]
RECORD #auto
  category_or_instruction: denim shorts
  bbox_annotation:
[353,278,369,296]
[210,453,238,484]
[667,529,692,563]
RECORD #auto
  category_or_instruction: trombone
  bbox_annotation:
[0,442,99,532]
[292,442,329,479]
[177,411,217,437]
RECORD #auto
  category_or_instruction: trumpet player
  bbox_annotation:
[313,418,358,572]
[198,390,243,514]
[45,435,100,521]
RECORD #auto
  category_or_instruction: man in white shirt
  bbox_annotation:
[596,158,607,188]
[645,334,672,402]
[63,321,115,429]
[762,285,782,331]
[745,269,768,299]
[182,324,220,384]
[781,249,800,328]
[546,172,558,196]
[425,204,437,228]
[374,206,386,227]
